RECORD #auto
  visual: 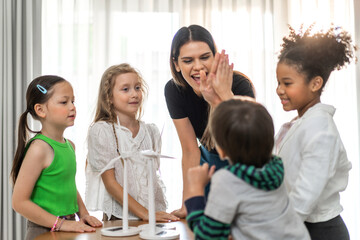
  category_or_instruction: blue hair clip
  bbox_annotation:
[37,84,47,94]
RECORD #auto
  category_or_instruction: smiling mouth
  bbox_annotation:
[280,99,289,105]
[192,75,200,80]
[191,73,207,84]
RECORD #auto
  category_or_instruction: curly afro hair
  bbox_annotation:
[278,24,357,92]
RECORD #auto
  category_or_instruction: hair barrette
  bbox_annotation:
[37,84,47,94]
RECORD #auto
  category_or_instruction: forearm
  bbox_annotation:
[13,199,58,228]
[207,98,222,108]
[76,191,89,218]
[105,182,149,220]
[185,196,230,240]
[207,92,234,108]
[182,149,201,200]
[219,91,234,102]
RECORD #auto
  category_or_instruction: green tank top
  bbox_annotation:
[27,134,79,216]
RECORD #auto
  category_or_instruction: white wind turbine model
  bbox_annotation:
[100,118,141,237]
[139,150,179,240]
[101,118,179,239]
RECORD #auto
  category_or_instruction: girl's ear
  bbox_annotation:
[310,76,323,92]
[34,103,46,118]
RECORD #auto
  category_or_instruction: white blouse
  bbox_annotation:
[275,103,352,223]
[85,121,167,220]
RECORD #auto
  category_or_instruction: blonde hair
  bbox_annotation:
[94,63,148,123]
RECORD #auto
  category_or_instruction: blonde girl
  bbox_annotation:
[85,63,179,222]
[11,76,102,240]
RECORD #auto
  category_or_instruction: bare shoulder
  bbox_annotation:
[25,139,54,168]
[67,139,76,150]
[13,139,54,200]
[27,139,53,157]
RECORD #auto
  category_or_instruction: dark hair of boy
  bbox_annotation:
[210,99,274,168]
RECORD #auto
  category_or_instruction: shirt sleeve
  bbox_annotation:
[87,122,118,172]
[185,196,231,240]
[164,80,187,119]
[289,129,342,221]
[232,73,255,98]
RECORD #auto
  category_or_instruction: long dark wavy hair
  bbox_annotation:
[170,24,217,88]
[170,25,255,149]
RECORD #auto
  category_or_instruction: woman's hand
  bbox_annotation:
[80,214,103,227]
[200,51,221,107]
[187,163,216,198]
[213,51,234,101]
[199,69,222,107]
[200,50,234,107]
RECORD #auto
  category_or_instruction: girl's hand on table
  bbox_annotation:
[80,214,103,227]
[143,211,180,222]
[60,220,96,233]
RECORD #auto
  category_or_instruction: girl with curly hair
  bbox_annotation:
[275,25,357,240]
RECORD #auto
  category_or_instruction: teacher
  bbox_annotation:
[164,25,255,218]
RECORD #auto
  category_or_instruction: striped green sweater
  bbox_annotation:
[185,156,284,240]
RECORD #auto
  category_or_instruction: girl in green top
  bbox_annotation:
[11,76,102,240]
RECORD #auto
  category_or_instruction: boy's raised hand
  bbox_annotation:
[187,163,216,198]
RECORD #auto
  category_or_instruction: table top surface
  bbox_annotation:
[35,219,193,240]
